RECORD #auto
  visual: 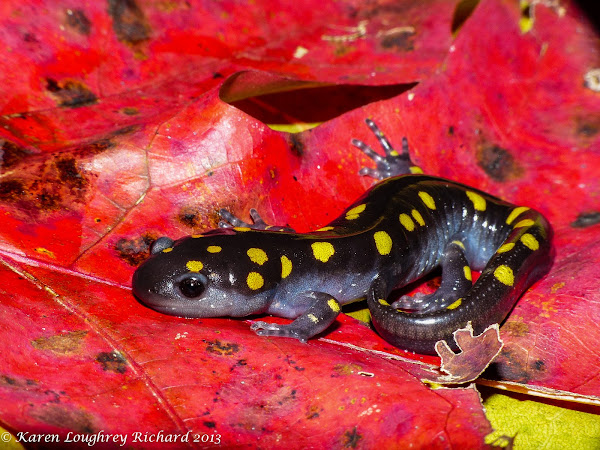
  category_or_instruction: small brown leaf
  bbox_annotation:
[424,322,503,385]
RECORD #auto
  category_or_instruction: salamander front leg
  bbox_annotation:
[352,119,423,179]
[219,208,294,232]
[251,292,342,343]
[392,239,472,314]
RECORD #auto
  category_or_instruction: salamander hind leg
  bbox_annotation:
[352,119,423,179]
[391,239,473,314]
[251,292,342,343]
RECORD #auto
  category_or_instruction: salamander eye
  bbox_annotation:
[178,275,206,299]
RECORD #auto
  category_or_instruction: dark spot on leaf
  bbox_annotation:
[476,144,523,181]
[0,180,25,202]
[65,8,91,35]
[179,206,203,228]
[205,340,240,356]
[203,421,216,428]
[31,330,89,355]
[577,122,598,137]
[379,28,415,51]
[484,349,530,383]
[6,153,94,213]
[121,106,139,115]
[213,72,224,79]
[115,232,158,266]
[343,427,362,448]
[572,211,600,228]
[451,0,480,34]
[111,124,138,137]
[288,134,305,157]
[38,189,61,210]
[45,78,61,93]
[306,404,321,420]
[30,404,96,434]
[45,78,98,108]
[85,138,116,155]
[575,114,600,138]
[0,140,32,169]
[448,126,455,136]
[96,352,128,374]
[23,33,38,43]
[56,157,85,189]
[44,390,62,404]
[533,360,545,372]
[108,0,152,44]
[1,376,17,386]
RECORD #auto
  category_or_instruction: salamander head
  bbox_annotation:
[131,231,276,318]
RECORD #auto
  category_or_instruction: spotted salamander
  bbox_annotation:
[132,119,553,355]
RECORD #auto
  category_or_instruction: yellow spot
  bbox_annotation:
[519,14,533,33]
[246,272,264,290]
[466,191,486,211]
[374,231,393,255]
[312,242,335,262]
[328,298,340,312]
[390,150,399,157]
[411,209,425,226]
[520,233,539,251]
[418,191,436,210]
[345,204,366,220]
[497,243,515,253]
[186,260,203,272]
[514,219,534,228]
[207,245,222,253]
[247,248,268,265]
[399,213,415,231]
[35,247,56,258]
[452,240,465,250]
[463,266,472,281]
[281,255,292,279]
[410,166,424,174]
[317,226,335,232]
[192,234,202,238]
[447,298,462,310]
[494,265,514,286]
[506,206,530,225]
[378,298,390,306]
[234,227,252,232]
[162,247,173,253]
[307,313,319,323]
